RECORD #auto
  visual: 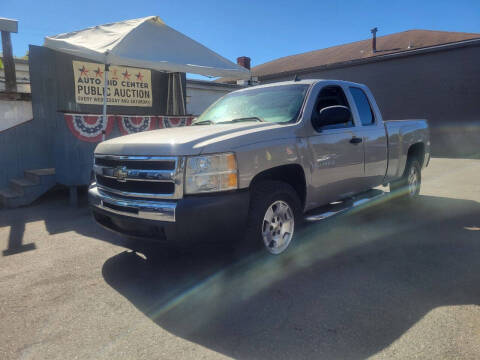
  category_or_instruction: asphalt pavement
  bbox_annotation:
[1,157,479,360]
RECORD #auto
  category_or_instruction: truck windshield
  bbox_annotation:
[194,84,309,124]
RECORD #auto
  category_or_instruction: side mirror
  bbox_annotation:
[313,105,351,128]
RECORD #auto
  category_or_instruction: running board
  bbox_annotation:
[304,189,386,222]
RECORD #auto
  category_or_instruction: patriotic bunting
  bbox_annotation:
[117,116,156,135]
[64,113,195,142]
[64,114,115,142]
[158,116,194,129]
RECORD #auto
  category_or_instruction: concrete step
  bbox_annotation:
[10,177,39,195]
[25,168,55,185]
[0,168,56,209]
[0,188,23,208]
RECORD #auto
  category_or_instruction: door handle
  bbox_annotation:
[350,137,363,144]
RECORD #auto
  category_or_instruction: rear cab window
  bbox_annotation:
[349,87,375,126]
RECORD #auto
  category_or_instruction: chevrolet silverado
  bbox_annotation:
[89,79,430,255]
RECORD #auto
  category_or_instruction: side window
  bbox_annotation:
[349,87,375,126]
[313,85,353,130]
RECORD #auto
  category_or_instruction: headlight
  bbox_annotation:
[185,153,238,194]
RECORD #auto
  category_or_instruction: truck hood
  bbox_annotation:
[95,122,289,156]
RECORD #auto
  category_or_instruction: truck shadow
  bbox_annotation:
[102,195,480,359]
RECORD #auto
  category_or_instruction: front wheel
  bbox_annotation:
[390,159,421,199]
[244,181,301,255]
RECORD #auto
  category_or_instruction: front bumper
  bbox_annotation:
[89,185,176,222]
[89,184,249,243]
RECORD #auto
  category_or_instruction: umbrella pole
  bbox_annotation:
[102,64,110,141]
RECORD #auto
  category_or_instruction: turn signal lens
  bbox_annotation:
[227,173,238,188]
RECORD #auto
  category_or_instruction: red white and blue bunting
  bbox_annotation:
[117,116,155,135]
[64,114,195,142]
[64,114,115,142]
[158,116,194,129]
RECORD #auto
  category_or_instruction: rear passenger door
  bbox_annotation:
[347,87,388,189]
[306,84,365,206]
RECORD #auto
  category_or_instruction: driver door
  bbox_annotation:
[307,85,365,206]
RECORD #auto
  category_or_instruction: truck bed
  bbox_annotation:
[384,119,430,182]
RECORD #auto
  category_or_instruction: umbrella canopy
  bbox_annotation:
[44,16,250,79]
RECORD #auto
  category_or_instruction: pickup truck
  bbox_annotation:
[89,79,430,255]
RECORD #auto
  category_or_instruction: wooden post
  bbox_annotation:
[1,30,17,93]
[0,18,19,93]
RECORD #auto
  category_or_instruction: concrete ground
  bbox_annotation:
[0,158,479,360]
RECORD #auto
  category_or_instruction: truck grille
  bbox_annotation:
[94,157,176,170]
[96,174,176,194]
[93,155,184,199]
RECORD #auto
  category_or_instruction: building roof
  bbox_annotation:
[217,29,480,83]
[187,78,241,90]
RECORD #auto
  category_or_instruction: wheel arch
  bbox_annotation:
[249,164,307,209]
[407,142,426,167]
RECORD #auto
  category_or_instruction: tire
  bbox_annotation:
[243,180,301,255]
[390,158,421,200]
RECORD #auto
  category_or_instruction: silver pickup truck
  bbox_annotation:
[89,79,430,255]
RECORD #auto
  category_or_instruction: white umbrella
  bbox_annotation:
[44,16,250,133]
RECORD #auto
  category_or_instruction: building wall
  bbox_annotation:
[0,48,57,189]
[261,44,480,157]
[0,99,32,132]
[186,80,239,116]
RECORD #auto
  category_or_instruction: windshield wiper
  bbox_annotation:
[192,120,214,125]
[194,117,265,125]
[218,117,265,124]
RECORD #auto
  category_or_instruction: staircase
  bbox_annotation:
[0,168,56,209]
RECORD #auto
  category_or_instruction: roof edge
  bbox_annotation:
[256,37,480,81]
[252,29,480,72]
[187,78,242,89]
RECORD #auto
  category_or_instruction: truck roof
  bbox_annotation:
[236,79,366,91]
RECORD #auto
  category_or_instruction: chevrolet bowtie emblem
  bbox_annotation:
[113,166,128,182]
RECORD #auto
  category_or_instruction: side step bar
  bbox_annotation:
[305,189,386,222]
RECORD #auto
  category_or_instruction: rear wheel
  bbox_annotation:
[390,159,421,199]
[244,181,301,255]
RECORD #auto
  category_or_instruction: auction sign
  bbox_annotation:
[72,60,152,107]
